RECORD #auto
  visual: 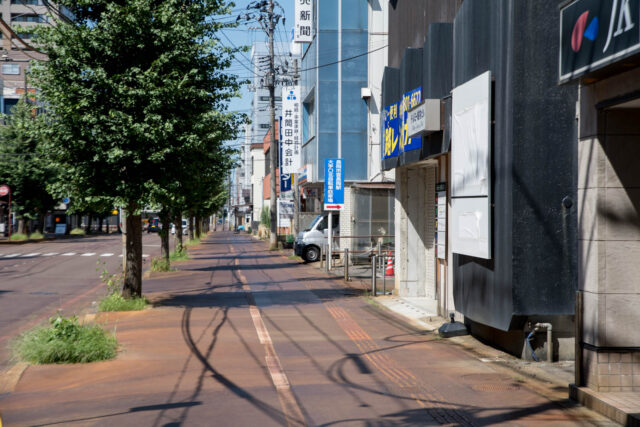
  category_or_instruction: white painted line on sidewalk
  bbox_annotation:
[3,254,20,258]
[142,254,150,258]
[118,255,123,257]
[81,253,96,257]
[42,253,58,256]
[99,253,114,257]
[24,253,41,257]
[61,253,76,256]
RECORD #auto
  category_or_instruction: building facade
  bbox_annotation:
[298,0,394,251]
[0,0,53,113]
[382,0,579,360]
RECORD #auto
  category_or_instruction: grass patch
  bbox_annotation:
[150,256,174,272]
[96,262,147,312]
[70,227,85,235]
[170,248,189,262]
[9,233,28,241]
[29,231,44,240]
[13,314,117,364]
[288,254,303,261]
[185,237,200,246]
[98,293,147,312]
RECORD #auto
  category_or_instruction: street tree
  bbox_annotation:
[32,0,243,297]
[0,98,58,234]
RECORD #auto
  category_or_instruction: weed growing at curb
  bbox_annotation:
[9,233,28,241]
[170,248,189,262]
[29,231,44,240]
[70,228,85,235]
[150,256,174,273]
[99,293,147,312]
[185,237,200,247]
[13,314,117,364]
[96,261,147,312]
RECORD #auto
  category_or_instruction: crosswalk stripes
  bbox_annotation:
[0,252,151,259]
[0,252,150,259]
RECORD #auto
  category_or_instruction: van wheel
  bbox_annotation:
[304,246,320,263]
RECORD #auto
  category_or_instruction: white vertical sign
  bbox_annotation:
[281,85,301,174]
[294,0,313,43]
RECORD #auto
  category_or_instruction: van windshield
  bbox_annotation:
[307,215,323,231]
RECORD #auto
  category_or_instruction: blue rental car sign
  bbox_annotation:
[324,158,344,211]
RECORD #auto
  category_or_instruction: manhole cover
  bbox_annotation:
[471,383,521,392]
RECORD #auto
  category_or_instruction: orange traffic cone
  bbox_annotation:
[385,251,394,276]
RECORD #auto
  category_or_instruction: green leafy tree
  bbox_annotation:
[32,0,243,297]
[0,99,58,234]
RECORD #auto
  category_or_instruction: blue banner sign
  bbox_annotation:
[382,102,399,159]
[400,87,422,152]
[324,158,344,211]
[280,173,292,192]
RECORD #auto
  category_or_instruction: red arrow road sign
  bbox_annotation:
[325,205,343,210]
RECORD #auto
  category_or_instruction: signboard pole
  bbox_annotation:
[328,212,332,271]
[8,190,11,237]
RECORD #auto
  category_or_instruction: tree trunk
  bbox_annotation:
[160,210,171,265]
[98,217,103,233]
[122,211,142,298]
[37,212,45,234]
[188,211,195,241]
[17,217,25,234]
[175,212,184,253]
[195,216,202,239]
[85,214,92,234]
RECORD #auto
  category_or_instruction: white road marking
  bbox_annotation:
[81,253,96,257]
[61,253,76,256]
[23,253,41,257]
[142,254,150,258]
[3,254,20,258]
[43,253,58,257]
[143,244,161,247]
[99,253,114,257]
[118,255,123,257]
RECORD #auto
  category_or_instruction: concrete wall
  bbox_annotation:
[395,162,436,301]
[578,66,640,391]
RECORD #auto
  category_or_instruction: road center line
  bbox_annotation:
[234,257,306,427]
[61,252,76,256]
[99,253,114,257]
[81,253,96,257]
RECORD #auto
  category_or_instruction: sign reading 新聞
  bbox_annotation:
[294,0,313,43]
[324,158,344,211]
[560,0,640,82]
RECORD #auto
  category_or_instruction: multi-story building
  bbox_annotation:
[0,0,54,113]
[298,0,394,253]
[247,41,290,224]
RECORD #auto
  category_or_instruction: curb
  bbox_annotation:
[570,385,640,426]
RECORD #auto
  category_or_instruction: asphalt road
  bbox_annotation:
[0,232,174,368]
[0,232,614,426]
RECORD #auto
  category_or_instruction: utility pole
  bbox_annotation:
[292,59,300,238]
[267,0,278,249]
[227,172,232,231]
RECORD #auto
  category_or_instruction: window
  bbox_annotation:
[11,14,46,23]
[259,96,269,101]
[274,96,282,102]
[2,64,20,75]
[303,97,315,141]
[11,0,42,4]
[259,123,270,129]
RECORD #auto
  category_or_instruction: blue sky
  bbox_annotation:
[219,0,295,148]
